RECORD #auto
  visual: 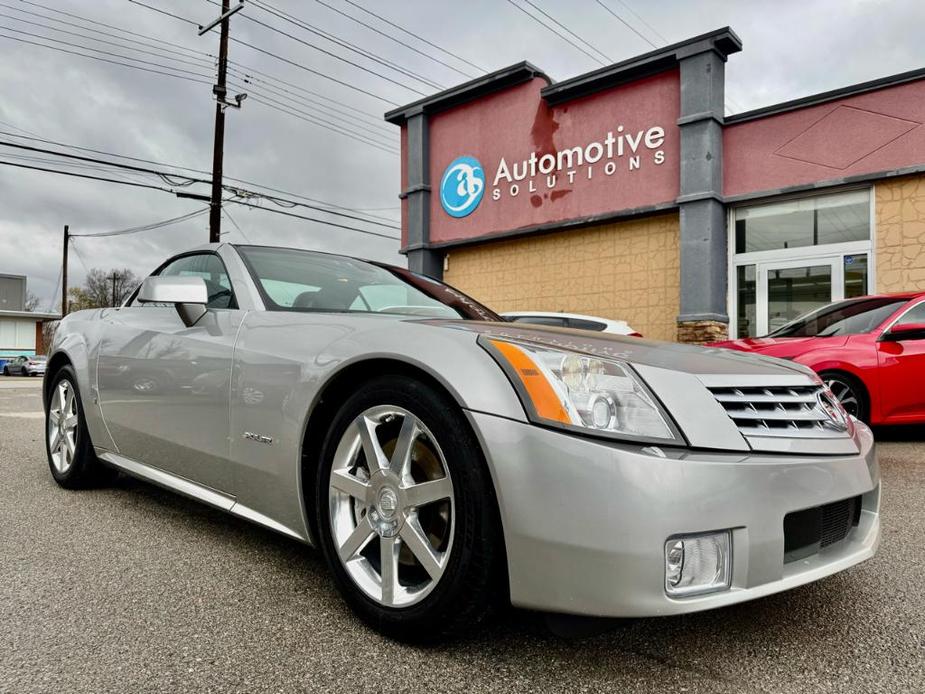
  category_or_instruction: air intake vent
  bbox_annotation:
[708,385,848,439]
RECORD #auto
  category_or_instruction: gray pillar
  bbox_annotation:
[401,110,444,279]
[677,47,728,327]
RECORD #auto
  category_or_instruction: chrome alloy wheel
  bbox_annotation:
[328,405,454,608]
[48,379,79,474]
[824,378,860,418]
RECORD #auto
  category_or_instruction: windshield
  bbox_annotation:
[236,245,500,321]
[767,297,907,337]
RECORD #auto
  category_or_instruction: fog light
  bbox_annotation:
[664,531,731,597]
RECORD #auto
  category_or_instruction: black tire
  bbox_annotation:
[44,365,113,489]
[2,367,8,376]
[820,370,870,424]
[315,375,505,641]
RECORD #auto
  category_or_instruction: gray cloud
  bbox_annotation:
[1,0,923,311]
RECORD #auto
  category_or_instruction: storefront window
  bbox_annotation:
[736,265,756,338]
[766,265,833,333]
[844,254,868,298]
[734,190,869,253]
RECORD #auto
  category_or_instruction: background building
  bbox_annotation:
[0,273,59,368]
[386,27,925,342]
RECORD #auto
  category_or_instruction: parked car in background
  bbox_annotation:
[709,292,925,425]
[502,311,642,336]
[43,243,879,640]
[2,355,46,377]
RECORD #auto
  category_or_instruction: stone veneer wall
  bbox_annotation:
[442,214,681,342]
[676,320,729,345]
[876,175,925,292]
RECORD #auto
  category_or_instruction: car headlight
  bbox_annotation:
[481,337,683,444]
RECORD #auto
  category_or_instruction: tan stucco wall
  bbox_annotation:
[443,213,681,341]
[876,175,925,292]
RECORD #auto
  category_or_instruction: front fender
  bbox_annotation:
[47,310,115,451]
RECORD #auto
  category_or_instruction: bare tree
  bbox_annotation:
[69,268,140,310]
[24,290,41,311]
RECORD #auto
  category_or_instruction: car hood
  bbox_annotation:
[708,335,849,359]
[432,320,814,378]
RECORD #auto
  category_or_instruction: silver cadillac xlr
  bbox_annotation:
[44,243,880,640]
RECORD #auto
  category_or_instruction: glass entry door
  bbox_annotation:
[761,259,839,335]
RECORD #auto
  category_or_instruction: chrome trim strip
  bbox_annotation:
[99,452,235,510]
[98,452,310,544]
[229,502,306,541]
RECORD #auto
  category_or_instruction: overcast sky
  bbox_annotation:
[1,0,923,311]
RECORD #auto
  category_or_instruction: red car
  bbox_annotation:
[710,292,925,425]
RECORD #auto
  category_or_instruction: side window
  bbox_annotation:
[567,318,607,331]
[511,316,567,327]
[157,254,237,309]
[894,302,925,327]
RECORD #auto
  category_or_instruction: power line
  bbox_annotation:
[0,140,204,185]
[226,196,399,240]
[593,0,657,49]
[593,1,745,112]
[0,28,398,152]
[612,0,667,44]
[125,0,401,106]
[309,0,476,79]
[226,68,397,136]
[221,206,251,242]
[125,0,198,26]
[228,61,383,120]
[20,0,210,59]
[0,24,214,80]
[519,0,612,63]
[229,35,400,105]
[9,0,398,138]
[227,79,399,153]
[245,0,446,91]
[0,138,401,229]
[70,208,211,238]
[206,0,430,96]
[505,0,606,66]
[0,155,399,241]
[339,0,485,74]
[0,158,175,192]
[0,2,214,67]
[0,128,399,223]
[0,31,213,85]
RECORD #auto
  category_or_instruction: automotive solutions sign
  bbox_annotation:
[427,70,681,244]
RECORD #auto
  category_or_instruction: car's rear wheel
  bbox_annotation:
[821,371,869,423]
[316,375,503,641]
[45,366,112,489]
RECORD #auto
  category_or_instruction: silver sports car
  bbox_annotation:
[44,243,880,640]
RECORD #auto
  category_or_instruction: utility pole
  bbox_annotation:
[108,271,121,308]
[201,1,246,244]
[61,225,68,316]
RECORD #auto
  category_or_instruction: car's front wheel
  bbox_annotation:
[45,366,112,489]
[821,371,870,424]
[316,375,504,641]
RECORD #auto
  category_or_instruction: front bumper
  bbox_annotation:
[469,411,880,618]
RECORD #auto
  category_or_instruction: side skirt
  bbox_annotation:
[97,450,308,544]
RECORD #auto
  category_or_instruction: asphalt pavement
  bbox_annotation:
[1,382,923,693]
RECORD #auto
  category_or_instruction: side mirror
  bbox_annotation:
[882,322,925,342]
[137,276,208,327]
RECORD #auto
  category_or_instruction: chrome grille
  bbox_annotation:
[708,385,847,439]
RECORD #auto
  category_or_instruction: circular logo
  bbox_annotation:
[440,156,485,218]
[377,488,399,518]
